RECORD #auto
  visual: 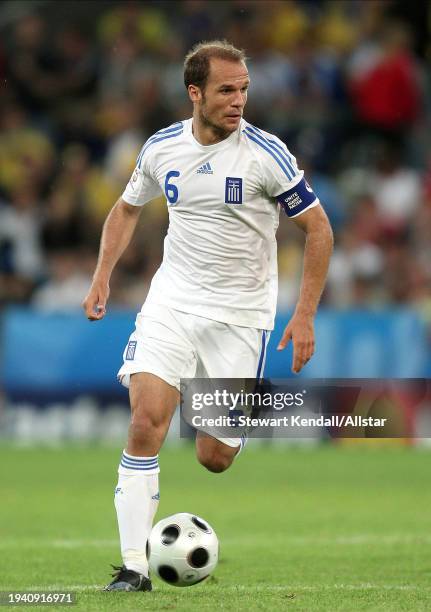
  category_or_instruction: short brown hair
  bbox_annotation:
[184,40,247,91]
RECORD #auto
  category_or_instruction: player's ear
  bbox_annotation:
[188,84,202,103]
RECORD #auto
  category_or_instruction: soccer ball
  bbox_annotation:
[149,513,218,587]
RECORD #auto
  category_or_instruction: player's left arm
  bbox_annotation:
[277,204,333,373]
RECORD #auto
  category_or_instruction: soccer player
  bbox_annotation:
[82,40,333,592]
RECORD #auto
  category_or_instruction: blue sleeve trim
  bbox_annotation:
[245,123,297,174]
[136,122,183,167]
[276,178,317,217]
[244,125,297,179]
[243,128,296,180]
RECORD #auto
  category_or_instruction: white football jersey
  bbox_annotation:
[122,118,318,330]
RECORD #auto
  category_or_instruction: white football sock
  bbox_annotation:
[114,450,160,577]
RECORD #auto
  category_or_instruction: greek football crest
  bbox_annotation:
[125,340,137,360]
[225,177,243,204]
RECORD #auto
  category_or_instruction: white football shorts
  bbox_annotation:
[117,303,270,448]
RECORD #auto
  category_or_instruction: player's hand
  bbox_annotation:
[277,312,315,374]
[82,281,110,321]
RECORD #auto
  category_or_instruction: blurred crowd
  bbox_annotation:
[0,0,430,325]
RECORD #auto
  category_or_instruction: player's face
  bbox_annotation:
[199,59,249,135]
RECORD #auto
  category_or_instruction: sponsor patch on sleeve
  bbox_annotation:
[276,178,317,217]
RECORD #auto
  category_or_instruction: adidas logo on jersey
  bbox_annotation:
[197,162,213,174]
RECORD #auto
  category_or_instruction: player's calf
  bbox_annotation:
[127,415,165,456]
[195,435,238,473]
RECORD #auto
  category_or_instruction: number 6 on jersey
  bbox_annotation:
[164,171,180,205]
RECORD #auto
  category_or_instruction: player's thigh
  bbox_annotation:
[118,304,197,391]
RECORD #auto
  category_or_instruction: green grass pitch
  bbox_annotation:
[1,443,431,611]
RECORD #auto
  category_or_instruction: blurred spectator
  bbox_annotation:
[301,160,346,231]
[0,185,44,280]
[101,98,144,186]
[51,25,98,101]
[54,143,118,230]
[382,239,423,304]
[346,195,383,245]
[5,12,52,113]
[0,102,54,194]
[98,32,150,100]
[41,189,87,252]
[348,21,422,134]
[98,2,171,54]
[175,1,217,51]
[369,143,422,229]
[327,225,384,307]
[265,0,310,54]
[32,250,94,311]
[411,200,431,292]
[158,40,193,117]
[0,184,45,305]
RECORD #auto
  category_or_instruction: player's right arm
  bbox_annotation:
[82,197,142,321]
[83,140,163,320]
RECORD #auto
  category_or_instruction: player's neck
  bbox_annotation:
[192,116,233,146]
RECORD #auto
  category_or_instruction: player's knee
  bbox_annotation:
[197,448,232,473]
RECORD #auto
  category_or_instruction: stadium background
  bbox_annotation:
[1,2,431,609]
[0,0,430,442]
